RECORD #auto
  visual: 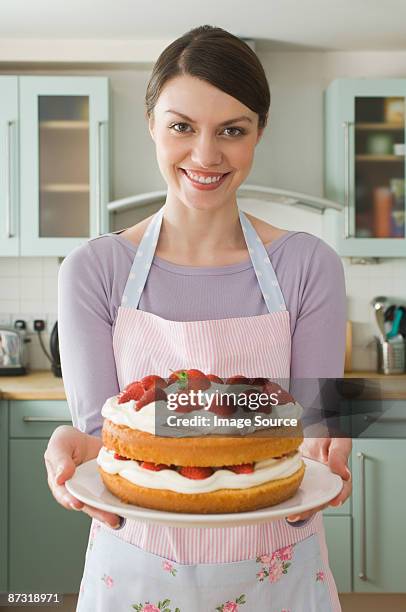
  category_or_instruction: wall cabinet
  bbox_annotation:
[0,75,110,257]
[324,78,406,257]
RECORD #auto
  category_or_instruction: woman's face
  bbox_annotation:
[148,74,264,211]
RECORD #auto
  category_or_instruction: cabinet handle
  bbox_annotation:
[364,415,406,423]
[95,120,105,236]
[342,121,352,239]
[22,416,72,423]
[357,451,367,581]
[6,120,16,238]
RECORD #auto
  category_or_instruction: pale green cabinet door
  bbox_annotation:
[9,438,91,592]
[0,76,19,256]
[324,78,406,257]
[352,439,406,592]
[0,402,8,592]
[19,76,109,256]
[323,516,352,593]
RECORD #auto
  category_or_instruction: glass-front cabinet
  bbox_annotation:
[324,79,406,257]
[0,76,109,257]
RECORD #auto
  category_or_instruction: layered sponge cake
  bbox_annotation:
[96,370,305,514]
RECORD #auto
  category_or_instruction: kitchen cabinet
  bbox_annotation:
[323,516,352,593]
[324,78,406,257]
[0,401,8,592]
[6,400,91,593]
[352,438,406,592]
[0,77,19,256]
[0,76,110,257]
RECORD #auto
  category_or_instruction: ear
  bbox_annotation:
[148,113,155,142]
[256,126,265,145]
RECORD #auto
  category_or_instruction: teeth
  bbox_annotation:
[184,170,224,184]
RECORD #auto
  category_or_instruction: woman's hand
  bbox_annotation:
[44,425,122,528]
[286,437,352,523]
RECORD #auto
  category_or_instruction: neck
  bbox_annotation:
[156,199,247,263]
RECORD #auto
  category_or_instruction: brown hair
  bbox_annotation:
[145,25,270,130]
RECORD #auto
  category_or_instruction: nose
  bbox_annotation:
[190,133,223,168]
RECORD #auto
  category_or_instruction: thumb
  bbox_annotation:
[55,456,77,485]
[328,439,351,480]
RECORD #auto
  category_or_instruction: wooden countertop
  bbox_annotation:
[0,369,405,400]
[0,370,66,400]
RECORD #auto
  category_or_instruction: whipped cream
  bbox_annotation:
[97,446,303,494]
[101,381,303,436]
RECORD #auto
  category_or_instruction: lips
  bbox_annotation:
[179,168,231,190]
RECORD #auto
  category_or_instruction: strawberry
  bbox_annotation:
[179,466,214,479]
[225,375,250,385]
[262,381,294,405]
[113,452,131,461]
[140,375,168,390]
[228,463,255,474]
[170,391,196,413]
[140,461,170,471]
[208,395,237,416]
[207,374,224,384]
[135,386,167,411]
[118,382,145,404]
[168,369,211,391]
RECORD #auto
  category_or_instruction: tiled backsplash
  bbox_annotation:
[0,257,59,371]
[0,255,405,373]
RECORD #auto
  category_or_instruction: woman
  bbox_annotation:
[45,25,351,611]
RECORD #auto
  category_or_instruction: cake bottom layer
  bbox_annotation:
[98,462,306,514]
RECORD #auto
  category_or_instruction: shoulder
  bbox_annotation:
[273,230,342,269]
[58,232,132,288]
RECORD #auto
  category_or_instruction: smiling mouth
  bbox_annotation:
[179,168,231,184]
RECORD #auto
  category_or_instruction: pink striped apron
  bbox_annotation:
[77,205,341,611]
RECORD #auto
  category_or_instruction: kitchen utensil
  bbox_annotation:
[345,321,352,372]
[66,457,342,528]
[376,336,406,374]
[371,296,388,342]
[0,321,30,375]
[387,307,404,339]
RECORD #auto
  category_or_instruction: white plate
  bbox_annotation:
[65,457,343,528]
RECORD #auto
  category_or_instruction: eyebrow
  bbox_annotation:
[165,110,253,126]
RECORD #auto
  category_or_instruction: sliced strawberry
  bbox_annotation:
[225,375,250,385]
[140,375,168,390]
[135,386,167,411]
[262,381,294,405]
[170,391,196,413]
[228,463,255,474]
[140,461,171,471]
[207,374,224,384]
[113,452,131,461]
[208,395,237,416]
[178,466,214,479]
[118,382,145,404]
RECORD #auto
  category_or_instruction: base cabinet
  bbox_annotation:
[7,401,91,593]
[352,439,406,592]
[323,516,352,593]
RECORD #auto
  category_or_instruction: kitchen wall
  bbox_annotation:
[1,47,406,371]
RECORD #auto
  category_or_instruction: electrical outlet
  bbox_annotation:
[34,319,46,332]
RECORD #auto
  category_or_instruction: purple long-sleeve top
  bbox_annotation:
[58,229,347,437]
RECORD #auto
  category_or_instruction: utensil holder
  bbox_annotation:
[375,336,406,374]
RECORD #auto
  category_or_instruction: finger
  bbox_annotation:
[328,438,352,479]
[45,458,84,510]
[329,478,352,506]
[80,504,121,528]
[287,502,329,522]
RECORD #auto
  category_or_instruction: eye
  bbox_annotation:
[169,122,192,133]
[223,127,246,137]
[168,123,246,137]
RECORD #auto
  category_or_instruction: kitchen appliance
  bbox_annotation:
[376,336,406,374]
[49,321,62,377]
[0,321,30,375]
[35,320,62,377]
